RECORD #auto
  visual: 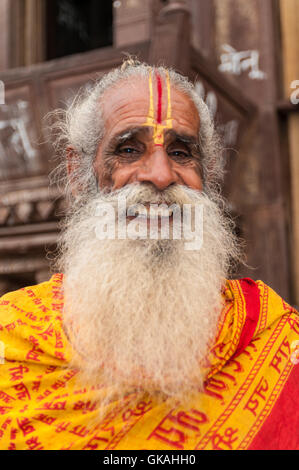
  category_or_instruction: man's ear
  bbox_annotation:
[66,146,80,196]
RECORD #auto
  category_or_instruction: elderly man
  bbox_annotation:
[0,60,298,450]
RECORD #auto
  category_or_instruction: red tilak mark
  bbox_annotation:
[156,73,162,124]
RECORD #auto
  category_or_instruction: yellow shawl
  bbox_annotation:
[0,274,298,450]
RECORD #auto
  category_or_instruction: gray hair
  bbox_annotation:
[49,59,223,204]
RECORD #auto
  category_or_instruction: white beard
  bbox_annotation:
[57,183,240,403]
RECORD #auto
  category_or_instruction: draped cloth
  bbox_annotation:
[0,273,298,450]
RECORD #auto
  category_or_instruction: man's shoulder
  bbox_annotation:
[224,277,299,357]
[0,273,64,323]
[227,277,298,319]
[0,273,69,364]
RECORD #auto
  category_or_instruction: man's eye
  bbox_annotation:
[119,147,138,154]
[168,150,192,161]
[114,145,142,162]
[169,150,190,157]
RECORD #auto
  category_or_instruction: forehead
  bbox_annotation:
[100,76,200,140]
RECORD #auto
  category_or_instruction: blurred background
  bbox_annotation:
[0,0,298,305]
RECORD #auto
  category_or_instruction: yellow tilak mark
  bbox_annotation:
[143,70,173,146]
[166,70,172,123]
[147,69,155,122]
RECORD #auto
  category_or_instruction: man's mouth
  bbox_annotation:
[126,203,174,222]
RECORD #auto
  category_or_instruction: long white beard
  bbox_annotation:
[57,183,240,402]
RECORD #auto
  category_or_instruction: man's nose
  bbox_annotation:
[136,147,178,190]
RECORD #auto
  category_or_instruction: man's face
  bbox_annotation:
[94,74,203,192]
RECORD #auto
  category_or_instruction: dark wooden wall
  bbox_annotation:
[0,0,298,304]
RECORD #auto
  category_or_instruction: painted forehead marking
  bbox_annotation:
[143,69,173,145]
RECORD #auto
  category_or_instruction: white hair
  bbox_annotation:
[49,59,223,205]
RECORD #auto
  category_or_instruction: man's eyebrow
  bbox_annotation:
[106,126,150,148]
[164,129,199,146]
